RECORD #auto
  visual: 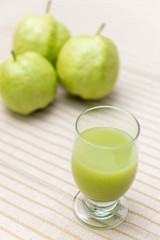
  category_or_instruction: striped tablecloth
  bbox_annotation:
[0,0,160,239]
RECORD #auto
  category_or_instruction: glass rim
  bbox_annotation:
[75,105,140,150]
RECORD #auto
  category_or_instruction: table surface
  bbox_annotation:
[0,0,160,239]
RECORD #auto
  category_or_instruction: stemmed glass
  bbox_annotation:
[71,106,140,229]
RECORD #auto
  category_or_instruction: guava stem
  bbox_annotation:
[11,50,16,61]
[45,0,52,14]
[96,23,106,35]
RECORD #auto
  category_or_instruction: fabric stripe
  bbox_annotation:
[0,182,151,240]
[114,229,139,240]
[127,197,160,215]
[131,188,160,202]
[140,160,160,171]
[0,126,71,152]
[0,197,83,240]
[0,225,24,240]
[125,220,160,238]
[138,169,160,181]
[0,108,73,136]
[0,195,112,240]
[128,210,160,227]
[0,172,112,240]
[0,159,73,198]
[1,149,70,174]
[0,211,53,240]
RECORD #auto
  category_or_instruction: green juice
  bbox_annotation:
[72,127,138,202]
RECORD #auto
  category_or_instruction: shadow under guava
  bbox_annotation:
[56,86,120,111]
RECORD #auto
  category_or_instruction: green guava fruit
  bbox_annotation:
[13,3,70,64]
[51,21,70,64]
[0,51,57,115]
[57,29,119,100]
[13,14,56,63]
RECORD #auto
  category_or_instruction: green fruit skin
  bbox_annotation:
[13,15,70,65]
[0,52,57,115]
[13,14,56,63]
[51,21,70,64]
[57,35,119,100]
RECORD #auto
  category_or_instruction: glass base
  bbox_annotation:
[73,191,128,229]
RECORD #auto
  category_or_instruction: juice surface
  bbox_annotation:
[72,127,138,202]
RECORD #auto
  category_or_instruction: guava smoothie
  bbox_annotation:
[72,127,138,202]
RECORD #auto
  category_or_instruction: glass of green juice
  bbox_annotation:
[71,106,140,229]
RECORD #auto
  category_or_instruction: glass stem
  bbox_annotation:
[85,198,118,220]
